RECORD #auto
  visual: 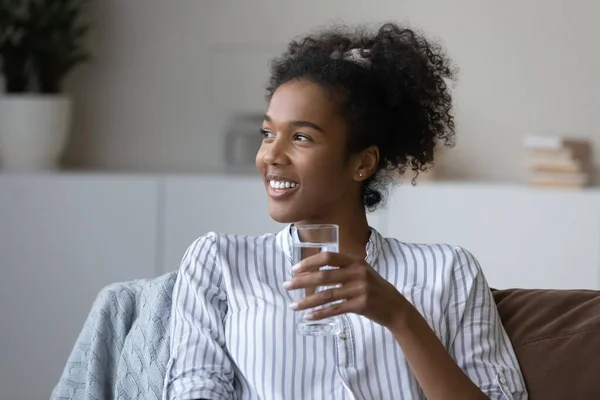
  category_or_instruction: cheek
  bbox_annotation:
[300,153,349,191]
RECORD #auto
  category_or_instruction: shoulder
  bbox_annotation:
[189,231,278,248]
[383,237,484,283]
[178,232,280,290]
[184,231,278,261]
[385,237,479,265]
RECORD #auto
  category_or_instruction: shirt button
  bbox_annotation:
[338,332,347,340]
[499,376,507,385]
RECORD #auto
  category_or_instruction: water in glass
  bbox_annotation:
[292,241,341,336]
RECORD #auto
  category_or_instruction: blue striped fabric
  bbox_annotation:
[165,225,527,399]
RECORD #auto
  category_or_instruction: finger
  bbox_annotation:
[305,297,362,321]
[291,251,356,274]
[304,285,317,298]
[284,268,353,290]
[290,285,360,311]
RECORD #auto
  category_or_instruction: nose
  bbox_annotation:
[260,136,290,166]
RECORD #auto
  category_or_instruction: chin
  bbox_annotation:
[268,208,297,224]
[267,202,310,224]
[268,203,324,225]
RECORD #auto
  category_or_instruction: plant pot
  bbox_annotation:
[0,95,72,171]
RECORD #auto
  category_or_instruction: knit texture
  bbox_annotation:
[51,272,177,400]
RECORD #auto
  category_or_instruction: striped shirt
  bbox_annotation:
[165,225,527,400]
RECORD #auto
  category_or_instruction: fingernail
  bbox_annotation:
[283,280,292,289]
[305,312,314,320]
[288,302,298,310]
[291,264,301,272]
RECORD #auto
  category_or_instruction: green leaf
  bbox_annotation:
[0,0,93,93]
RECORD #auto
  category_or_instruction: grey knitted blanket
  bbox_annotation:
[51,272,177,400]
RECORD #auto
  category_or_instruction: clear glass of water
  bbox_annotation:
[291,224,341,336]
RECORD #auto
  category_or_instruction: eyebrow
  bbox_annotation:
[263,114,325,133]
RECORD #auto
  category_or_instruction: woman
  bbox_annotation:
[166,23,527,400]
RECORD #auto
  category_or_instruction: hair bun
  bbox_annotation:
[363,187,382,209]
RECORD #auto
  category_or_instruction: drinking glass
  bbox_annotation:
[291,224,341,336]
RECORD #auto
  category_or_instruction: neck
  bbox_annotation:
[295,202,371,259]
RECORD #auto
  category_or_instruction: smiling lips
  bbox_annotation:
[266,177,300,199]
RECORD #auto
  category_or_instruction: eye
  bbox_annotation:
[260,129,274,139]
[294,133,311,142]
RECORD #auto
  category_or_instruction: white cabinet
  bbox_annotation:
[383,183,600,290]
[0,173,160,400]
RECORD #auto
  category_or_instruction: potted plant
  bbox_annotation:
[0,0,91,170]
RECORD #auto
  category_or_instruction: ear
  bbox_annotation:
[353,145,379,181]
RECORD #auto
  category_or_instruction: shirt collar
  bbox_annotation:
[276,223,384,267]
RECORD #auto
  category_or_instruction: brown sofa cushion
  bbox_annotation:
[493,288,600,400]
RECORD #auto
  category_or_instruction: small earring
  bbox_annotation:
[359,173,364,178]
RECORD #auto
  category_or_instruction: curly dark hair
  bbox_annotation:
[266,22,457,210]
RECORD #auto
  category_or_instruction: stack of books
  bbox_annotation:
[523,134,593,189]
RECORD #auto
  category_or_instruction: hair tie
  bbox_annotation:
[331,48,372,68]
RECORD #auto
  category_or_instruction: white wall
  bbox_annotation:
[64,0,600,183]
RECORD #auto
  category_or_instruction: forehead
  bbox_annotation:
[266,79,339,124]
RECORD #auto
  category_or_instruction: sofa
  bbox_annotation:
[53,271,600,400]
[493,288,600,399]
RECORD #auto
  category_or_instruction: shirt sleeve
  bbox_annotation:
[447,246,528,400]
[165,233,235,400]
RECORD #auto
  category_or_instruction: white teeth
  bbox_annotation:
[269,180,298,189]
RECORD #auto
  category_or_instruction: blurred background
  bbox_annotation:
[1,0,600,398]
